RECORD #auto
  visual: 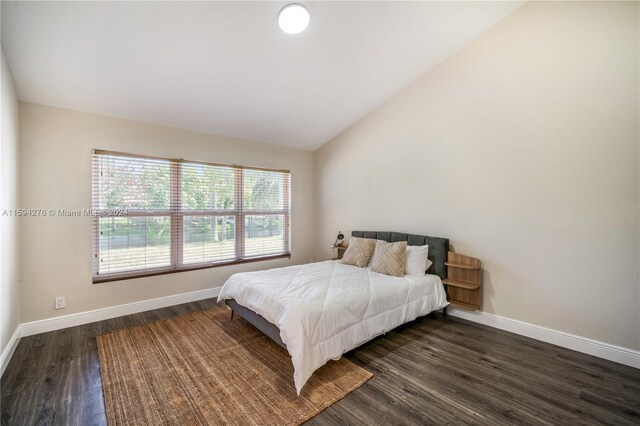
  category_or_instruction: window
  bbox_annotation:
[92,150,290,283]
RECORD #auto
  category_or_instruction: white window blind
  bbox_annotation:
[92,150,291,283]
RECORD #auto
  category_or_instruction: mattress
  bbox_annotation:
[217,260,448,394]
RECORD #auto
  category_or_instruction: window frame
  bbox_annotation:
[92,149,291,283]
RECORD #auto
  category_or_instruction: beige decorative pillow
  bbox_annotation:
[341,237,376,268]
[369,240,408,277]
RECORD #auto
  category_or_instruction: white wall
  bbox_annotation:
[19,103,315,323]
[1,49,20,356]
[315,1,640,350]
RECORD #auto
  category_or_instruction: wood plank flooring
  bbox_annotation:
[2,300,639,425]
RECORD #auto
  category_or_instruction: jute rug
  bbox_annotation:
[97,305,372,425]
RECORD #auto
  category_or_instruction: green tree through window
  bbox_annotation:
[92,151,290,282]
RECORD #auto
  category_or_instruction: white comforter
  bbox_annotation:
[217,260,448,394]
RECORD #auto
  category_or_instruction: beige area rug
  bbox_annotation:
[97,305,372,425]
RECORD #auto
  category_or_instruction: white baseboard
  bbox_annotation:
[1,324,23,376]
[448,307,640,369]
[20,287,221,337]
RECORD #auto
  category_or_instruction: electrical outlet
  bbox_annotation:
[55,296,65,310]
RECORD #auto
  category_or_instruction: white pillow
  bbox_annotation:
[405,245,432,276]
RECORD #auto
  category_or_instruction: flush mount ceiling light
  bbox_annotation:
[278,3,310,35]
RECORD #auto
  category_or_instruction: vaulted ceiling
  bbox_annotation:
[1,1,522,150]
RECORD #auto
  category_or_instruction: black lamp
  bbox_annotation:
[332,231,345,249]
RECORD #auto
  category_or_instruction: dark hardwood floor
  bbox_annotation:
[2,300,639,425]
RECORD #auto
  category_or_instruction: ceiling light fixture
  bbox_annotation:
[278,3,310,35]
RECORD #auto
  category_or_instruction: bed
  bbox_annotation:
[217,230,449,394]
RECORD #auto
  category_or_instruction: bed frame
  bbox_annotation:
[225,230,450,349]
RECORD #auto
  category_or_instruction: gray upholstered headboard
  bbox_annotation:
[351,231,449,280]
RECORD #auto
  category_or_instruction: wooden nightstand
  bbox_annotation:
[332,244,348,260]
[443,251,481,310]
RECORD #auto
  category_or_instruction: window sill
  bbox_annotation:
[92,253,292,284]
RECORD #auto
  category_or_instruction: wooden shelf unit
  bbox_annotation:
[445,251,481,311]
